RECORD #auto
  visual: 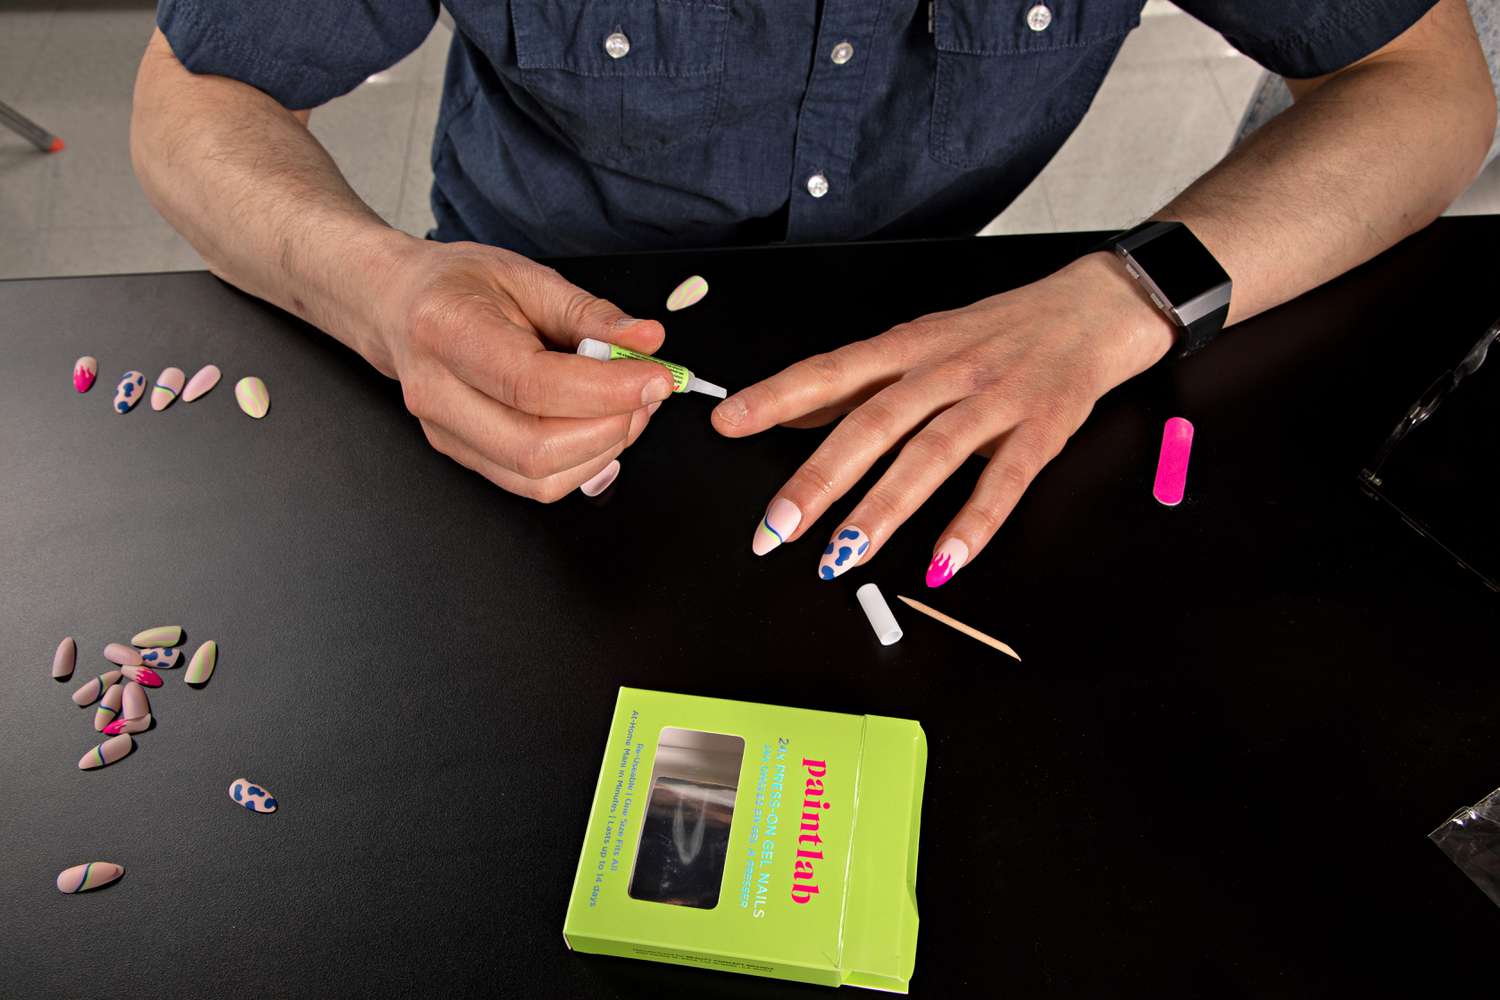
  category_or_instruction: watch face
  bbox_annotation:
[1127,224,1227,307]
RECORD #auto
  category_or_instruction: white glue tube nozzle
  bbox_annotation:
[686,377,726,398]
[856,583,903,646]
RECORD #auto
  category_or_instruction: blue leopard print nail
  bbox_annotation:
[817,526,869,581]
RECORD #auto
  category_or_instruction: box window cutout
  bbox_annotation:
[628,728,745,909]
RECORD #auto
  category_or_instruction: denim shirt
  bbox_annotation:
[158,0,1435,257]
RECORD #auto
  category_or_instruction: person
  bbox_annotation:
[131,1,1495,585]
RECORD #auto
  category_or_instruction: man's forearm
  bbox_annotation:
[1156,0,1495,327]
[130,29,414,375]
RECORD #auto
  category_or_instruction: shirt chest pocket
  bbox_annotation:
[929,0,1138,170]
[510,0,730,165]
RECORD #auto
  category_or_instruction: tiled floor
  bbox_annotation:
[1,1,1497,279]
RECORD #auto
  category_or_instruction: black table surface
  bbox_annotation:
[2,219,1497,998]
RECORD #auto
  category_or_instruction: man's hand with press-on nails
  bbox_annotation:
[716,252,1176,585]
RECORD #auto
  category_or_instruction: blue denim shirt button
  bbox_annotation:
[603,31,631,59]
[806,173,830,198]
[831,41,854,65]
[1026,5,1052,31]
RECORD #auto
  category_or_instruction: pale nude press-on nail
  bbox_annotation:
[580,460,621,498]
[73,670,121,706]
[122,681,149,722]
[752,498,801,556]
[856,583,903,646]
[182,364,221,402]
[103,642,142,667]
[1153,417,1194,507]
[53,637,76,680]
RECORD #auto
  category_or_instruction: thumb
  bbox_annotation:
[517,265,666,355]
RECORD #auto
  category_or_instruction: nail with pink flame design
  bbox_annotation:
[73,356,97,393]
[119,665,162,688]
[925,538,969,588]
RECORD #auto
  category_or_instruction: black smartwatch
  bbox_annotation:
[1109,221,1231,357]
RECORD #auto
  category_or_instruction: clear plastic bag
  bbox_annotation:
[1430,786,1500,907]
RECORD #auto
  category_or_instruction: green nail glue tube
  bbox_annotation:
[576,338,726,398]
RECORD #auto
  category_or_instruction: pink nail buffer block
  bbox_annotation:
[1153,417,1194,507]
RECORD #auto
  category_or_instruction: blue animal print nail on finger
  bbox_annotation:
[817,526,869,580]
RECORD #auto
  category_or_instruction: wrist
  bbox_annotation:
[321,224,424,378]
[1060,250,1178,383]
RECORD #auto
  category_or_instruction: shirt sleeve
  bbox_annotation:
[156,0,439,109]
[1172,0,1439,79]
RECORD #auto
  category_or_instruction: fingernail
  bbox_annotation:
[817,526,869,580]
[72,670,121,707]
[714,396,747,426]
[185,640,217,685]
[230,778,279,814]
[926,538,970,588]
[57,861,124,893]
[580,459,621,498]
[79,733,133,770]
[103,642,142,667]
[647,400,662,416]
[132,625,182,646]
[94,680,124,732]
[751,498,802,556]
[642,377,672,405]
[139,647,180,668]
[611,316,643,331]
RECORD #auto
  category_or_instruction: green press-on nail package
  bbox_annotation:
[564,688,927,991]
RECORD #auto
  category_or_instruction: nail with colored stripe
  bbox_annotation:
[235,376,269,419]
[751,497,801,556]
[817,525,869,580]
[132,625,182,647]
[113,371,145,413]
[182,364,221,402]
[151,366,185,410]
[79,733,133,770]
[73,356,97,393]
[925,538,969,589]
[56,862,123,893]
[139,646,180,668]
[185,640,217,685]
[53,636,76,680]
[229,778,278,813]
[72,670,122,706]
[103,643,142,667]
[119,665,162,688]
[94,679,124,731]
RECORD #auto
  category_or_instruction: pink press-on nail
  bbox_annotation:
[580,460,621,498]
[1153,417,1194,507]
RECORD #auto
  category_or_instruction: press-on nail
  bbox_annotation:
[103,643,142,666]
[73,357,97,393]
[185,641,217,685]
[73,670,121,706]
[235,376,270,419]
[132,626,182,647]
[95,680,124,731]
[182,364,221,402]
[53,637,76,680]
[817,526,869,580]
[57,862,123,893]
[113,371,145,413]
[229,778,279,814]
[925,538,969,588]
[120,665,162,688]
[580,460,621,498]
[1153,416,1194,507]
[104,713,151,736]
[139,647,180,668]
[665,275,709,312]
[79,733,133,770]
[122,680,149,722]
[152,366,185,410]
[752,498,802,556]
